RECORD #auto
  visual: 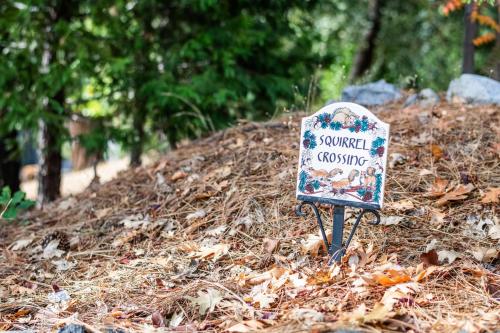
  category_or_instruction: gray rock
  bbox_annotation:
[403,93,418,107]
[446,74,500,105]
[419,88,440,107]
[404,88,440,108]
[57,324,86,333]
[341,80,402,106]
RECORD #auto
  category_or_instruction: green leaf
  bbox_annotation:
[18,200,36,210]
[2,207,18,219]
[11,191,25,205]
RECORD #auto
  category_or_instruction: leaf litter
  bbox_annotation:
[0,102,499,332]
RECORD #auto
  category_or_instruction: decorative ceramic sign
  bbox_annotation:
[296,102,389,210]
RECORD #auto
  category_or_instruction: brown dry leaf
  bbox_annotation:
[363,303,392,323]
[389,199,414,211]
[424,177,449,198]
[420,249,439,267]
[262,238,280,254]
[307,270,334,285]
[469,247,498,262]
[242,267,287,286]
[431,144,444,161]
[374,269,411,286]
[341,303,392,324]
[227,320,265,332]
[481,187,500,204]
[414,266,439,282]
[435,183,475,207]
[301,231,332,257]
[111,230,141,248]
[151,311,165,327]
[190,243,230,261]
[95,207,111,219]
[430,210,446,224]
[437,249,461,264]
[171,170,188,181]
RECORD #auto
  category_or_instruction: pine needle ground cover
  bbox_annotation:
[1,102,499,332]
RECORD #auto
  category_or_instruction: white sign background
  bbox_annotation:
[296,102,389,209]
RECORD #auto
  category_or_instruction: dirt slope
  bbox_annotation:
[1,102,499,332]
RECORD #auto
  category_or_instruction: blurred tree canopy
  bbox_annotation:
[0,0,498,202]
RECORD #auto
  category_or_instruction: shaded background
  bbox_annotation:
[0,0,499,203]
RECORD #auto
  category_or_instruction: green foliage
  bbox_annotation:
[0,187,35,220]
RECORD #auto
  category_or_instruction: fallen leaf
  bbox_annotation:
[389,153,406,168]
[301,231,332,257]
[42,240,64,259]
[435,183,474,206]
[389,200,414,211]
[171,170,188,181]
[9,237,34,251]
[420,249,439,266]
[430,210,446,224]
[186,209,206,221]
[364,303,391,323]
[419,169,434,176]
[374,269,411,286]
[169,312,183,328]
[95,207,111,219]
[289,308,324,322]
[185,289,224,315]
[227,320,265,332]
[437,249,461,264]
[151,311,165,327]
[52,259,76,272]
[431,144,444,161]
[190,243,230,261]
[481,187,500,204]
[489,225,500,240]
[380,216,404,226]
[469,247,498,262]
[424,177,449,198]
[242,267,286,286]
[48,289,70,303]
[205,225,227,236]
[262,238,280,254]
[252,291,277,308]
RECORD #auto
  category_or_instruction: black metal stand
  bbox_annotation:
[296,201,380,265]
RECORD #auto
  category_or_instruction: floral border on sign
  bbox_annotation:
[298,107,386,205]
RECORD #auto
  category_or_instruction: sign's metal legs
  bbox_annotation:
[296,201,381,265]
[330,206,345,263]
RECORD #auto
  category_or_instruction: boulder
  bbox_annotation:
[404,88,440,108]
[341,80,402,106]
[446,74,500,105]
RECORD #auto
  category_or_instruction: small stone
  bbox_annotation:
[341,80,402,106]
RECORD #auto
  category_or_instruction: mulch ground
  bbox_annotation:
[1,101,499,333]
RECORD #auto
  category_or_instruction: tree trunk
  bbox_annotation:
[130,109,145,167]
[349,0,384,82]
[0,130,21,192]
[37,119,62,203]
[37,1,73,204]
[491,4,500,80]
[462,3,477,74]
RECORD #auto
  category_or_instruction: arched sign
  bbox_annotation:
[296,102,389,210]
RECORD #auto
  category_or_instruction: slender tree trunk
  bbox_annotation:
[492,4,500,80]
[0,130,21,192]
[349,0,384,82]
[38,118,62,203]
[130,109,145,167]
[462,3,477,74]
[37,1,72,204]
